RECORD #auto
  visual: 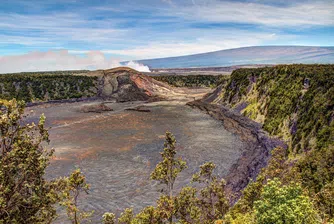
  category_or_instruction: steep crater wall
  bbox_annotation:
[192,64,334,207]
[187,100,286,197]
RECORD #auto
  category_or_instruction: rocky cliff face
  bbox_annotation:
[98,68,151,102]
[204,64,334,152]
[92,67,175,102]
[190,64,334,200]
[187,101,286,197]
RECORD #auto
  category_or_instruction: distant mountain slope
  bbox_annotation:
[136,46,334,68]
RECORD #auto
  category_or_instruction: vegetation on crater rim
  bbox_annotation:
[152,75,230,88]
[0,64,333,223]
[216,64,334,223]
[0,72,97,102]
[0,71,228,104]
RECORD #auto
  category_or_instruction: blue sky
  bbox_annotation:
[0,0,333,72]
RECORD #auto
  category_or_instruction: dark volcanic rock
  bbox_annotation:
[187,100,286,199]
[202,85,224,104]
[125,106,151,112]
[80,103,113,113]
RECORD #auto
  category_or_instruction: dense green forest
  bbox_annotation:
[220,64,333,152]
[214,64,333,223]
[0,72,97,102]
[151,75,229,88]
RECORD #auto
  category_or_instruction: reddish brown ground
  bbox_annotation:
[27,98,245,223]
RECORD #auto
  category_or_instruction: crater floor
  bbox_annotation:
[27,99,246,222]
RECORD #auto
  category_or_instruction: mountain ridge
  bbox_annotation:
[134,46,334,68]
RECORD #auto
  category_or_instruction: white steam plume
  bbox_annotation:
[123,61,150,72]
[0,50,150,74]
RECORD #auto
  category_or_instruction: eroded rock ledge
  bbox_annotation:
[187,100,286,199]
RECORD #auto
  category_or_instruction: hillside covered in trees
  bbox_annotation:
[152,75,229,88]
[0,71,97,102]
[0,70,225,103]
[200,64,334,222]
[212,64,333,153]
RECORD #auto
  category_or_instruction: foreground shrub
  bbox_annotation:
[0,99,60,223]
[254,178,321,224]
[0,99,92,223]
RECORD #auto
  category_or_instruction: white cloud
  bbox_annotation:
[0,0,332,63]
[0,12,128,47]
[169,0,334,26]
[0,51,150,74]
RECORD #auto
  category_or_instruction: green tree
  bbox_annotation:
[0,99,64,223]
[174,186,201,224]
[154,195,174,223]
[118,208,134,224]
[313,181,334,222]
[223,212,255,224]
[150,131,187,223]
[254,178,321,224]
[228,147,288,217]
[192,162,229,222]
[132,206,160,224]
[61,168,93,224]
[102,212,116,224]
